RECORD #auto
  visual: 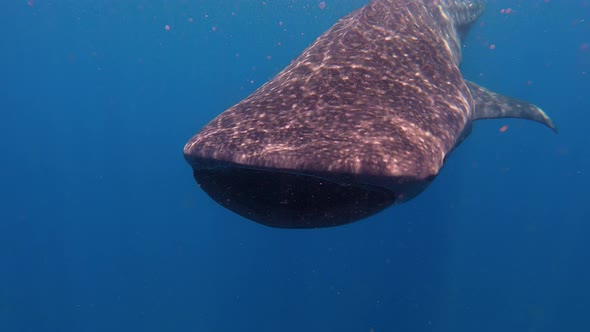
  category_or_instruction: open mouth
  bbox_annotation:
[192,165,399,228]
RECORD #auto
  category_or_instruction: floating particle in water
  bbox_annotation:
[319,2,326,10]
[164,25,170,31]
[489,44,496,50]
[211,26,217,32]
[188,17,194,23]
[499,125,508,133]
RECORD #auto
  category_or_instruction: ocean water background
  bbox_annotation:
[1,0,589,331]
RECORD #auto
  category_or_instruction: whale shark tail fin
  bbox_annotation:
[442,0,486,26]
[466,80,558,133]
[434,0,486,58]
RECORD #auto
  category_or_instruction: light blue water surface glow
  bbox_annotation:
[1,0,589,331]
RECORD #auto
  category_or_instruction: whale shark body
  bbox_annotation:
[183,0,556,228]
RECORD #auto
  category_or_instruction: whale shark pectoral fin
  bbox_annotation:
[465,80,558,133]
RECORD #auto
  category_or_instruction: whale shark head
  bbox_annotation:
[183,0,555,228]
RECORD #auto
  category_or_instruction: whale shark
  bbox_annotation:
[183,0,556,228]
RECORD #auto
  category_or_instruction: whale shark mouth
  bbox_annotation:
[191,164,400,229]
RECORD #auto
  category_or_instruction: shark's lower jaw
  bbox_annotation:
[192,165,399,229]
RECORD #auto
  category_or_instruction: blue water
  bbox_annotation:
[1,0,589,331]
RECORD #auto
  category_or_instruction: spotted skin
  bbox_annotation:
[183,0,556,228]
